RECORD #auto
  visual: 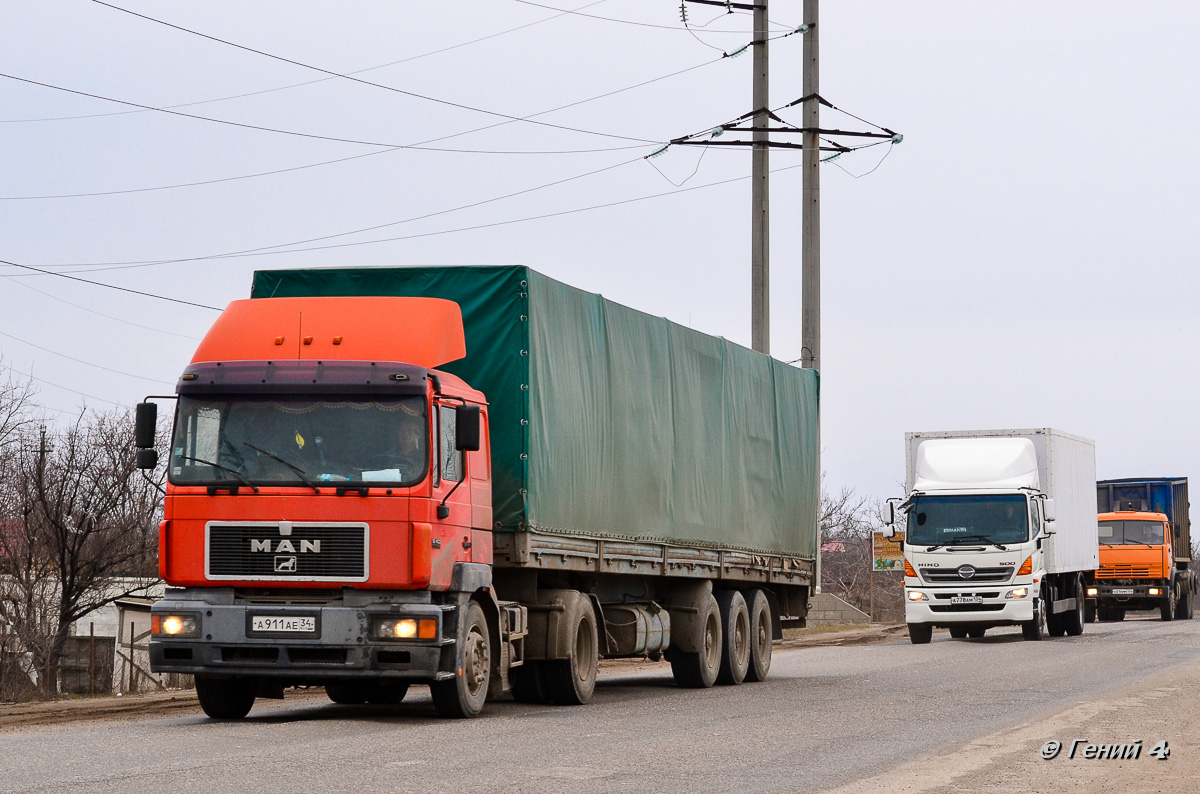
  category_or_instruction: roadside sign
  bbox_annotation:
[873,531,904,571]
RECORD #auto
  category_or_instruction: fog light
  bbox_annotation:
[1086,587,1098,597]
[1005,587,1028,600]
[907,591,928,602]
[1149,588,1162,596]
[152,613,199,637]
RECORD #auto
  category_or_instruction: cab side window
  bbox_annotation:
[439,405,464,484]
[1030,500,1043,536]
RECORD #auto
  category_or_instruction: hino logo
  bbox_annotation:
[250,539,321,554]
[957,565,977,580]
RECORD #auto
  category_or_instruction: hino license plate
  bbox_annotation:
[950,596,983,605]
[1111,588,1135,595]
[251,616,316,633]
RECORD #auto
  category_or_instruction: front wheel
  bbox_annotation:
[195,675,256,720]
[431,600,492,718]
[1161,594,1177,621]
[1022,596,1047,641]
[907,624,932,644]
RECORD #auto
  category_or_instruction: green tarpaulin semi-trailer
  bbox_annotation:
[250,265,818,560]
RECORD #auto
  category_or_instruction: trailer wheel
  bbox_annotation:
[325,683,367,704]
[948,627,967,639]
[432,600,491,718]
[1021,593,1047,641]
[907,624,932,644]
[510,662,550,704]
[543,593,599,705]
[195,675,256,720]
[1064,578,1085,636]
[744,589,773,682]
[713,591,750,685]
[670,594,722,686]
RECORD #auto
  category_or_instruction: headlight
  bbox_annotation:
[907,590,928,602]
[1005,587,1029,600]
[371,617,437,640]
[1086,587,1098,597]
[1149,588,1162,596]
[152,613,200,637]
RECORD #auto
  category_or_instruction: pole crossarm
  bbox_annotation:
[682,0,763,10]
[668,139,851,152]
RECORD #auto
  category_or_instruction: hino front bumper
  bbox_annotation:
[904,584,1035,626]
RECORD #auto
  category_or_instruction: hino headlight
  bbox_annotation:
[907,590,929,602]
[152,613,200,637]
[1005,587,1029,600]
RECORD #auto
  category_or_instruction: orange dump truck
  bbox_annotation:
[1091,478,1194,622]
[136,266,818,719]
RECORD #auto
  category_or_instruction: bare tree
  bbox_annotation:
[818,480,903,621]
[0,405,163,697]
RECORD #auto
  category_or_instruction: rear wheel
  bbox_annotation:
[744,589,773,682]
[325,683,367,704]
[670,594,722,687]
[907,624,932,645]
[542,594,599,705]
[948,627,967,639]
[195,675,256,720]
[431,600,491,718]
[1180,586,1196,620]
[714,591,750,685]
[1064,579,1085,636]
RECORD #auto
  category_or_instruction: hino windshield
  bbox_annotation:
[906,494,1029,546]
[169,395,428,488]
[1097,520,1164,546]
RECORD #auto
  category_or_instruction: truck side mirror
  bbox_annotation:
[136,448,159,470]
[880,499,898,538]
[135,402,157,449]
[455,405,481,451]
[1042,498,1056,523]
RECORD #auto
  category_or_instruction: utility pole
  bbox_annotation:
[750,0,770,354]
[800,0,820,372]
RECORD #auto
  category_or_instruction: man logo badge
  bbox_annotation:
[957,565,977,580]
[275,556,298,573]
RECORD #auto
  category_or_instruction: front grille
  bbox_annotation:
[934,592,1000,599]
[922,566,1012,583]
[1098,565,1152,579]
[929,604,1005,613]
[207,523,368,581]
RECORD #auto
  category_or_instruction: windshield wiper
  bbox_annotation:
[174,455,259,493]
[947,533,1009,550]
[242,442,321,493]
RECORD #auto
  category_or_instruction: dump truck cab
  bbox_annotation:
[1091,511,1183,620]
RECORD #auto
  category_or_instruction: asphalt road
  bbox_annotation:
[5,615,1199,794]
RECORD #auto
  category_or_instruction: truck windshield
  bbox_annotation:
[1097,520,1164,546]
[169,395,428,488]
[906,494,1029,546]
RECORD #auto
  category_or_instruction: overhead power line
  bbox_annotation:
[86,0,654,145]
[0,274,200,339]
[0,361,124,408]
[0,329,174,385]
[0,260,221,310]
[511,0,783,32]
[3,0,612,124]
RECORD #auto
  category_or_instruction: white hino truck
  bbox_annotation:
[883,429,1099,644]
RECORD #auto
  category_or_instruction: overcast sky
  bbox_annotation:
[1,1,1197,509]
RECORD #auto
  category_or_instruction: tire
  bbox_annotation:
[195,675,256,720]
[1064,579,1085,637]
[744,589,773,682]
[1085,601,1096,624]
[325,683,367,704]
[714,591,750,685]
[967,627,987,639]
[670,594,722,687]
[510,662,550,704]
[1161,594,1176,621]
[1113,608,1126,622]
[542,594,599,706]
[431,600,492,718]
[1175,583,1192,620]
[907,624,932,644]
[1048,614,1066,637]
[365,683,409,704]
[1022,594,1047,641]
[948,627,967,639]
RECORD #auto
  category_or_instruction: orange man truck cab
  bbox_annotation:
[138,267,819,719]
[1091,478,1194,622]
